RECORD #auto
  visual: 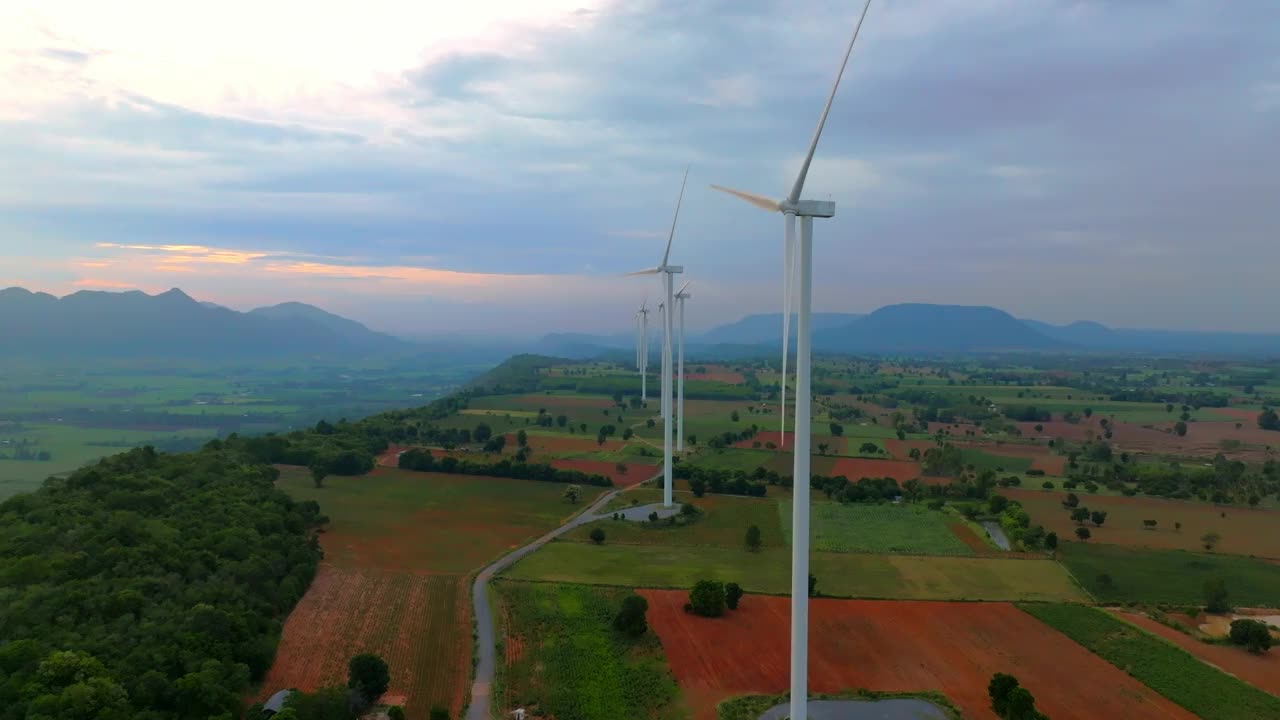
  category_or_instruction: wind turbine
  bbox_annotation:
[709,2,873,719]
[675,281,690,452]
[635,301,650,401]
[627,169,688,508]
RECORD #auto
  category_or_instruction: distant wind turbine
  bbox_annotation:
[627,168,688,508]
[709,2,874,719]
[635,301,650,401]
[675,281,691,452]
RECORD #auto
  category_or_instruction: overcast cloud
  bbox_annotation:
[1,0,1277,335]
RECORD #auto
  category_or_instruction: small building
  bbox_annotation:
[263,689,294,716]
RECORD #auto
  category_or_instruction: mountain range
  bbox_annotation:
[0,287,401,358]
[6,287,1280,360]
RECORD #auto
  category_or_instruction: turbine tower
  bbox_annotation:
[709,3,873,718]
[636,302,650,401]
[675,281,691,452]
[628,168,688,508]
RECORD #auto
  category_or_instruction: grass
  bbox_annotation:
[567,494,785,548]
[505,543,1086,601]
[778,501,973,556]
[277,466,605,573]
[1057,542,1280,606]
[958,447,1032,473]
[1019,603,1280,720]
[684,448,779,473]
[494,581,684,720]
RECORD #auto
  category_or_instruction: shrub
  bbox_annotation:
[648,511,659,522]
[1025,469,1045,477]
[689,580,726,617]
[430,706,450,720]
[1229,619,1273,654]
[613,594,649,636]
[745,524,762,552]
[725,582,744,610]
[988,672,1020,715]
[348,653,390,705]
[1041,481,1054,489]
[388,707,406,720]
[590,527,606,544]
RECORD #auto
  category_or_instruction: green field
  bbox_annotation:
[1058,542,1280,605]
[505,543,1086,601]
[567,493,785,548]
[684,448,781,473]
[958,447,1032,473]
[277,466,605,573]
[493,581,684,720]
[779,501,972,555]
[1020,603,1280,720]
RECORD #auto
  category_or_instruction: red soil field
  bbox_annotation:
[1112,610,1280,696]
[686,365,746,384]
[949,523,993,554]
[639,591,1194,720]
[1016,421,1092,442]
[503,433,625,454]
[549,458,658,488]
[882,438,935,460]
[257,566,469,719]
[827,457,922,483]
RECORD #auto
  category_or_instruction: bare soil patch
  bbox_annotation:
[828,457,922,483]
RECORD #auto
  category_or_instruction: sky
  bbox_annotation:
[1,0,1278,336]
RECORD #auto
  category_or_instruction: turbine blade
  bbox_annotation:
[626,268,661,276]
[709,184,782,212]
[788,0,874,205]
[676,280,690,295]
[661,167,689,267]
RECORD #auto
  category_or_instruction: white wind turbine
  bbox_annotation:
[627,169,688,508]
[675,281,691,452]
[635,301,650,401]
[709,2,873,719]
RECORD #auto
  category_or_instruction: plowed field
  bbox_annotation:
[550,458,657,488]
[828,457,922,483]
[257,567,468,718]
[1112,610,1280,696]
[639,591,1194,720]
[506,433,626,454]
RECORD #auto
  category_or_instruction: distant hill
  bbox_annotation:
[0,287,404,358]
[815,304,1064,353]
[1022,318,1280,354]
[699,312,863,345]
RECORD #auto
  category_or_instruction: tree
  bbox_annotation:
[989,495,1010,514]
[1070,507,1090,525]
[829,422,844,436]
[590,527,606,545]
[388,707,406,720]
[817,442,829,455]
[1229,619,1273,653]
[1090,510,1107,527]
[563,485,581,504]
[613,594,649,636]
[689,580,726,617]
[1204,578,1231,613]
[646,418,655,429]
[687,433,697,446]
[483,435,506,453]
[690,477,707,497]
[745,525,762,552]
[725,582,744,610]
[348,653,390,704]
[1175,521,1182,532]
[808,573,817,597]
[1083,407,1093,418]
[516,429,528,447]
[859,442,879,454]
[1075,526,1091,541]
[1174,421,1188,437]
[1063,493,1080,508]
[988,673,1020,716]
[556,414,568,427]
[1143,519,1158,530]
[896,429,907,441]
[623,428,634,440]
[730,410,740,422]
[1005,686,1042,720]
[1202,531,1222,551]
[430,706,451,720]
[474,423,493,442]
[309,463,328,489]
[1258,408,1280,431]
[1045,532,1058,550]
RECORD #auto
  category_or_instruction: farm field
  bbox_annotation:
[549,458,659,488]
[565,493,785,548]
[1056,542,1280,605]
[263,466,604,717]
[1112,609,1280,697]
[826,457,922,483]
[256,567,468,718]
[504,543,1086,601]
[640,592,1193,720]
[778,501,973,556]
[1020,603,1280,720]
[493,581,684,720]
[1002,488,1280,558]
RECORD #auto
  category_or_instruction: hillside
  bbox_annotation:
[814,304,1065,353]
[0,287,403,358]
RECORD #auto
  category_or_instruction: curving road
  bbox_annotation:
[465,477,661,720]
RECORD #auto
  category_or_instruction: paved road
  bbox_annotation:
[465,478,659,720]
